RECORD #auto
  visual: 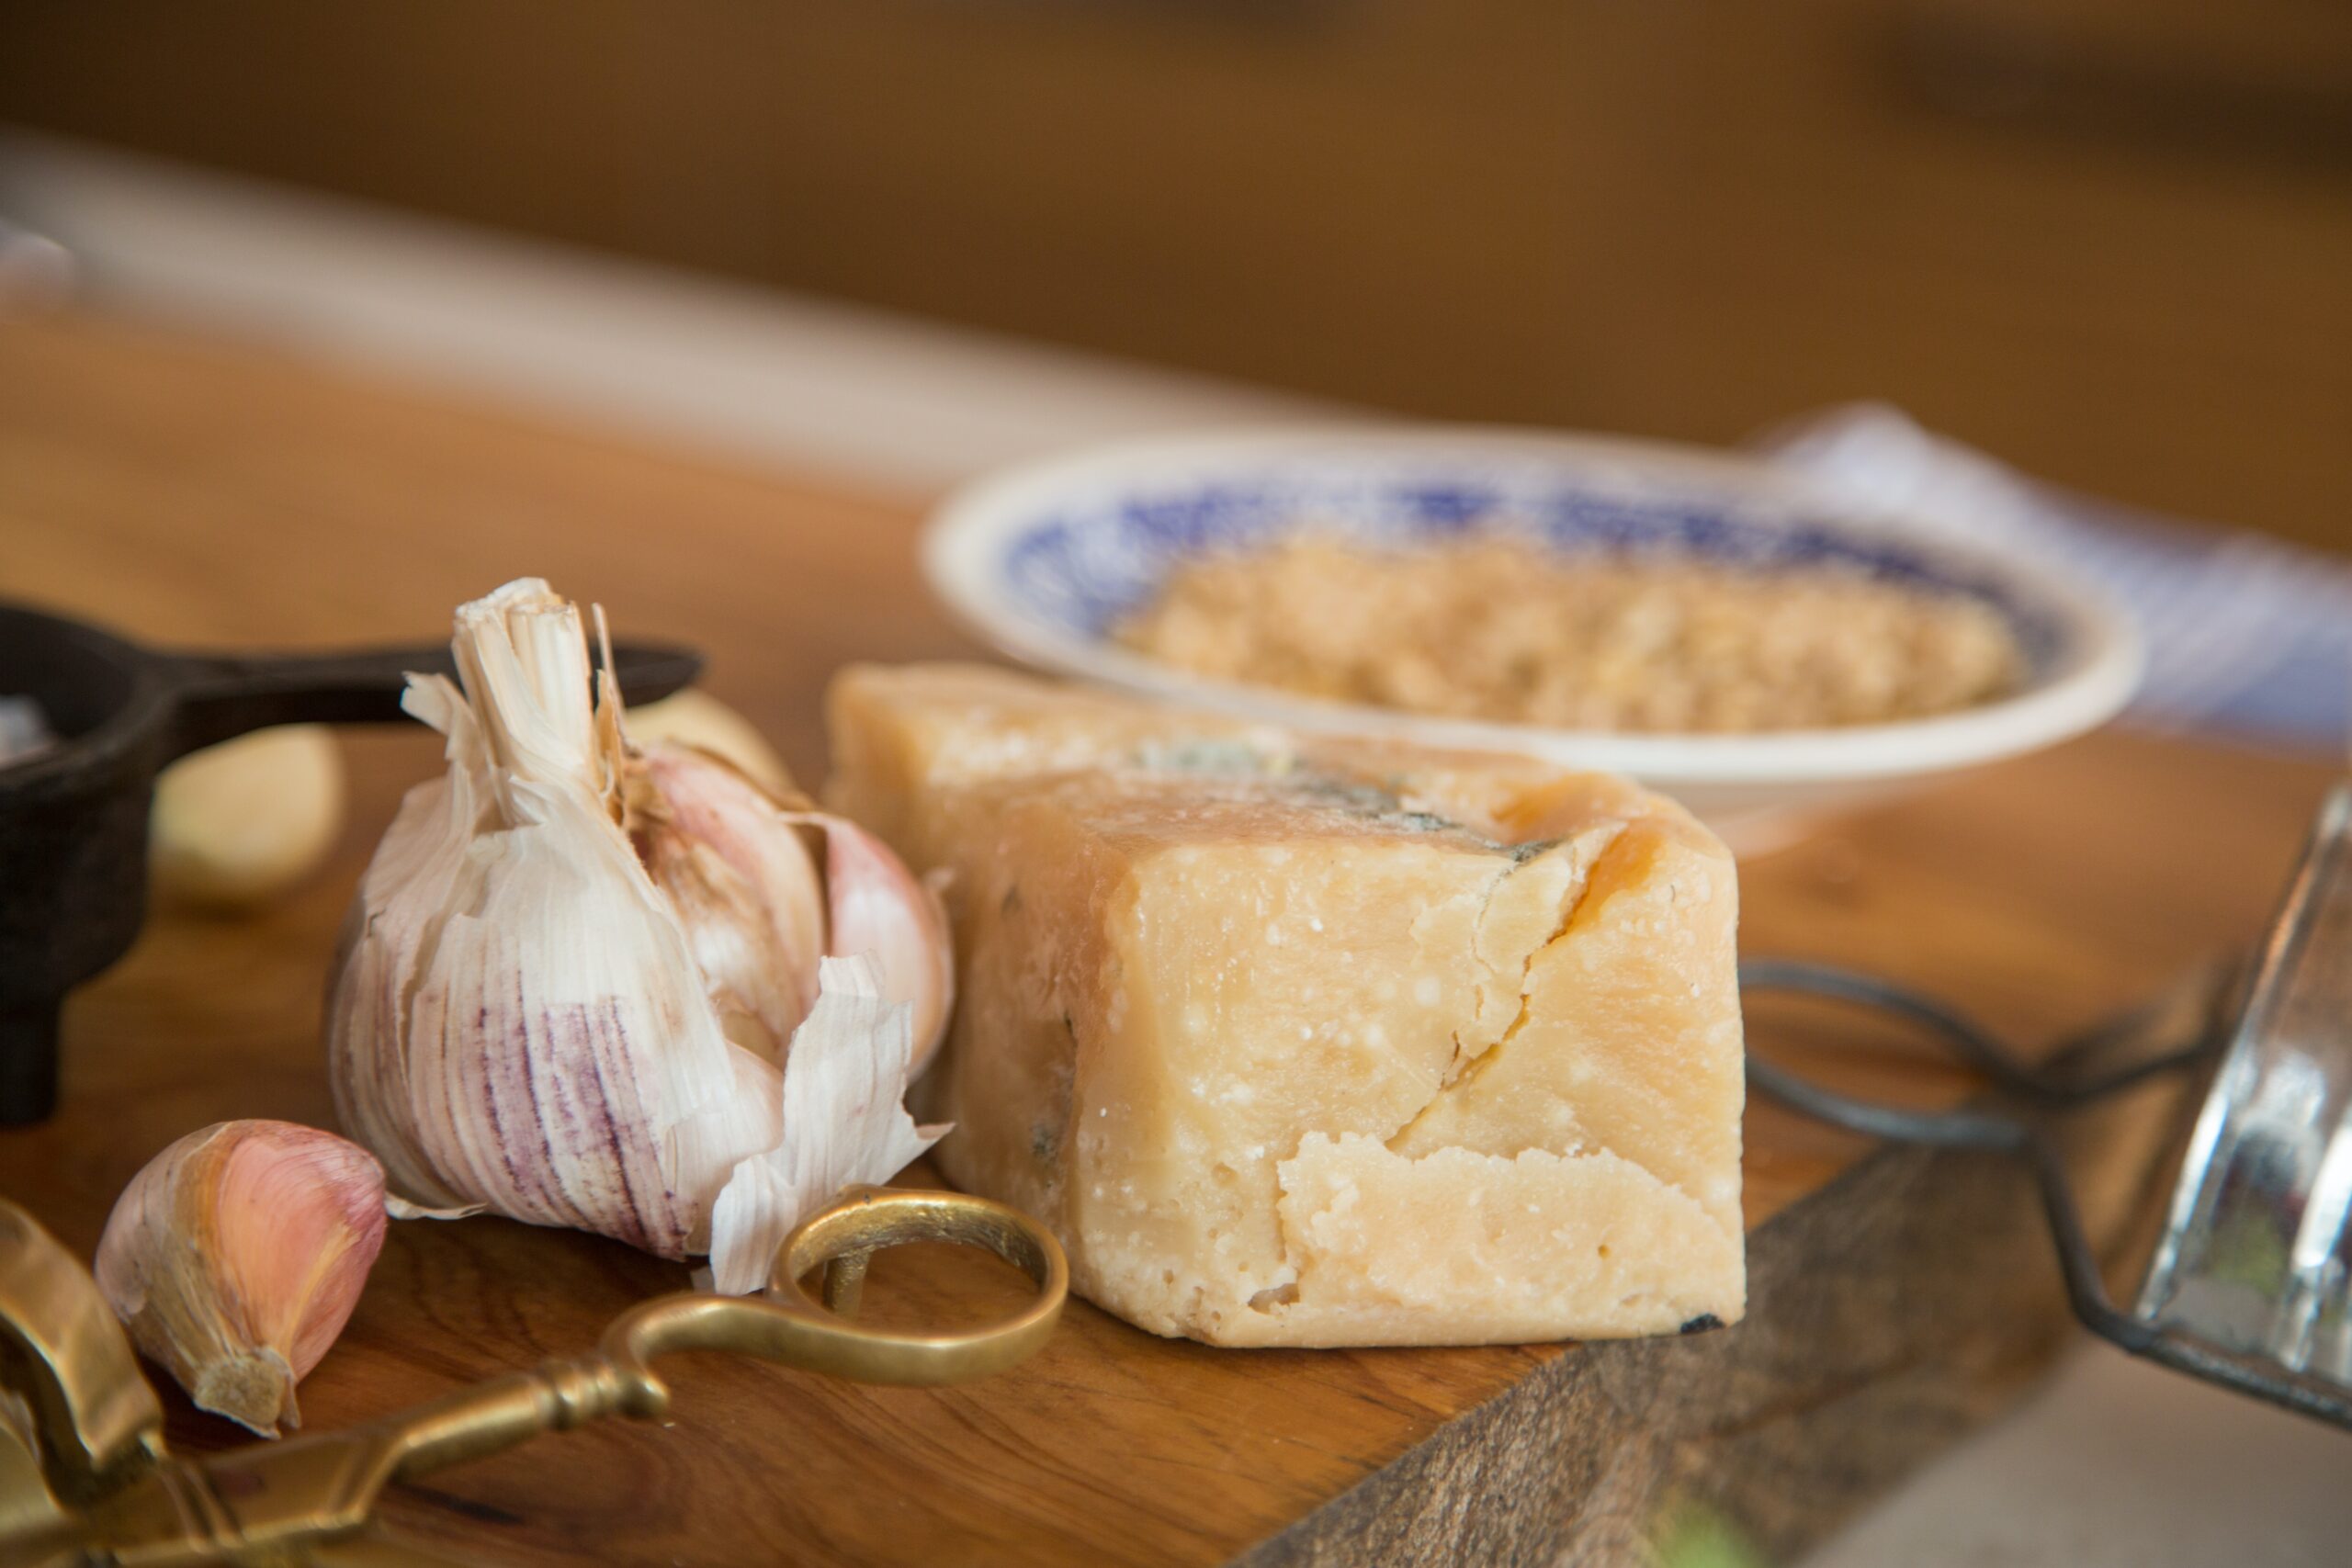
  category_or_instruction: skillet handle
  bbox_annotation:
[158,641,703,761]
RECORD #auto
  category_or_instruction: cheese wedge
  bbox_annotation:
[826,664,1744,1347]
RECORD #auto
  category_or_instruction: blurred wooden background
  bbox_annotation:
[2,0,2347,550]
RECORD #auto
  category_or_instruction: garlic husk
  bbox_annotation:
[624,689,794,797]
[93,1120,389,1438]
[707,955,948,1294]
[326,579,949,1288]
[152,725,345,909]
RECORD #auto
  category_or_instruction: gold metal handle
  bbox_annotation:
[0,1184,1068,1561]
[0,1202,164,1504]
[775,1185,1066,1380]
[371,1187,1068,1481]
[2,1186,1067,1567]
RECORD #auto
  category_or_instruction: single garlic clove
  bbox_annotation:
[93,1120,390,1438]
[795,812,956,1077]
[152,725,346,910]
[634,742,827,1063]
[624,689,796,799]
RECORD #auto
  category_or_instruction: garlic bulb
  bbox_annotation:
[325,579,950,1288]
[152,725,346,909]
[94,1120,389,1438]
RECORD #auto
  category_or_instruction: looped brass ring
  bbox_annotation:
[765,1187,1069,1385]
[0,1190,1070,1564]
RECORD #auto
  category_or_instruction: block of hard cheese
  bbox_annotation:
[826,663,1744,1348]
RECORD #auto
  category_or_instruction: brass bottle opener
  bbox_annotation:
[0,1187,1067,1566]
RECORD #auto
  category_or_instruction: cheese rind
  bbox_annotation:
[826,663,1745,1347]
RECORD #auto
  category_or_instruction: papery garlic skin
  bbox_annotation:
[326,579,949,1289]
[94,1120,389,1438]
[707,955,947,1294]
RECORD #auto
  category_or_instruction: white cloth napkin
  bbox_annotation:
[1758,404,2352,750]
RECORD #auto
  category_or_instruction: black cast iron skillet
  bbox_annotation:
[0,601,700,1127]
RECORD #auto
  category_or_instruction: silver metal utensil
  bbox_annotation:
[1746,780,2352,1432]
[2139,784,2352,1389]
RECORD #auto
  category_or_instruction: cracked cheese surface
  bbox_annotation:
[825,664,1744,1347]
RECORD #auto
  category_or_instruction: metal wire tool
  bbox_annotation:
[1745,782,2352,1433]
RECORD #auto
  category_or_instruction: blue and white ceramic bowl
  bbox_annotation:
[923,427,2142,850]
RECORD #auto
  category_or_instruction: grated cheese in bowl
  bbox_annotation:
[1114,536,2025,735]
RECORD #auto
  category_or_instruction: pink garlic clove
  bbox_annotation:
[624,689,796,798]
[93,1120,390,1438]
[631,741,828,1063]
[628,739,951,1076]
[798,812,957,1077]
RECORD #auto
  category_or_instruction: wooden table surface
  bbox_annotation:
[0,310,2338,1566]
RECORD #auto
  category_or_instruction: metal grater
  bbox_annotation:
[1747,781,2352,1432]
[2139,784,2352,1391]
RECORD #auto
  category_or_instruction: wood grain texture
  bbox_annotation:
[0,311,2338,1565]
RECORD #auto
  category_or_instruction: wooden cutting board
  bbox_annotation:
[0,311,2336,1567]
